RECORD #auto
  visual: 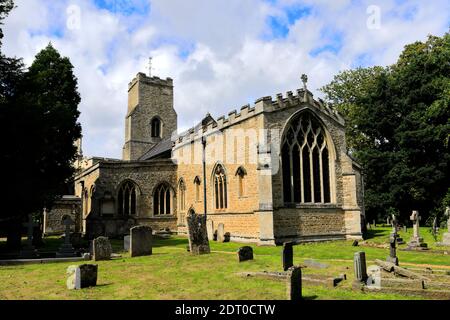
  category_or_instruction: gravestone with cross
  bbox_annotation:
[19,214,39,258]
[391,214,404,244]
[442,206,450,245]
[407,210,427,248]
[56,216,77,257]
[386,234,399,265]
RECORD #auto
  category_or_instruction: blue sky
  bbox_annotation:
[2,0,450,158]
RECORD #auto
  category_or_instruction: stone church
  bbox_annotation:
[70,70,364,245]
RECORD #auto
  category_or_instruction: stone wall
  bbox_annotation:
[43,196,81,235]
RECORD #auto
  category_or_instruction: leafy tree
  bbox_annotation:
[0,1,82,248]
[321,33,450,224]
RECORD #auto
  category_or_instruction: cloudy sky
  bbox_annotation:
[2,0,449,158]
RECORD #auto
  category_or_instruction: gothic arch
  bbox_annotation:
[116,179,140,217]
[150,116,163,138]
[280,109,336,204]
[211,162,228,210]
[153,182,174,216]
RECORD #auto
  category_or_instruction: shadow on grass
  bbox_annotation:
[303,295,318,300]
[363,229,386,240]
[152,237,188,248]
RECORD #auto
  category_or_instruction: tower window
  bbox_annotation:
[281,111,332,204]
[151,118,161,138]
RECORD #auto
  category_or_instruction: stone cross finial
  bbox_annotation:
[61,216,75,245]
[301,74,308,90]
[23,214,38,247]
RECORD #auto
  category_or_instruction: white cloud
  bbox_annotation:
[2,0,449,158]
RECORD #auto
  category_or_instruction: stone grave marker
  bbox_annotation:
[56,216,76,258]
[442,206,450,245]
[92,236,112,261]
[354,251,368,283]
[282,242,294,271]
[408,210,427,248]
[217,223,225,243]
[386,234,399,266]
[130,226,153,257]
[19,214,39,259]
[237,246,253,262]
[124,235,131,252]
[187,213,210,255]
[66,264,98,290]
[286,266,302,301]
[303,259,329,269]
[206,220,214,241]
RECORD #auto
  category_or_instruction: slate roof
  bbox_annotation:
[139,137,173,160]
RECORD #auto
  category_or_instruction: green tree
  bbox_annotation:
[0,2,82,248]
[321,33,450,224]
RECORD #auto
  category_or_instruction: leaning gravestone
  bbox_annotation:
[92,236,112,261]
[186,213,210,255]
[130,226,153,257]
[282,242,294,271]
[66,264,98,290]
[217,223,225,243]
[124,235,131,252]
[286,266,302,301]
[353,251,368,283]
[386,234,399,266]
[237,246,253,262]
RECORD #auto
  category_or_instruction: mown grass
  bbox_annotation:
[0,227,448,300]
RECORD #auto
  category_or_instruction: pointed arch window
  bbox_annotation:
[118,181,137,216]
[236,167,247,198]
[154,183,172,215]
[214,164,227,209]
[151,117,161,138]
[194,176,201,202]
[281,111,332,204]
[82,188,89,217]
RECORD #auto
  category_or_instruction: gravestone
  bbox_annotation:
[206,220,214,241]
[366,265,381,288]
[237,246,253,262]
[403,226,407,233]
[391,214,404,244]
[124,235,131,252]
[130,226,152,257]
[286,266,302,301]
[19,214,39,259]
[282,242,294,271]
[217,223,225,243]
[408,210,427,248]
[303,259,329,269]
[92,236,112,261]
[186,213,210,255]
[56,216,77,257]
[66,264,98,290]
[373,220,376,227]
[353,251,368,283]
[386,217,390,226]
[386,234,399,266]
[366,223,371,230]
[442,207,450,245]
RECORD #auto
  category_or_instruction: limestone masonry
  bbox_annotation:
[69,70,364,245]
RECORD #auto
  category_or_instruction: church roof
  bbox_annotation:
[139,137,173,160]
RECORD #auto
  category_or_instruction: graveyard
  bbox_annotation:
[0,225,449,300]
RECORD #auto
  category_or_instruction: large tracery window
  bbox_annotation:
[154,183,172,215]
[118,181,137,216]
[214,164,227,209]
[282,111,332,204]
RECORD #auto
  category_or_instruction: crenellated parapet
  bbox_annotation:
[128,72,173,91]
[172,85,345,150]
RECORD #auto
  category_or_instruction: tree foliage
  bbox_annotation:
[321,33,450,224]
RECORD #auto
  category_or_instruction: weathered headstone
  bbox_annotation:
[408,210,427,248]
[373,220,376,227]
[352,240,359,246]
[282,242,294,271]
[366,265,381,288]
[57,216,76,257]
[303,259,329,269]
[237,246,253,262]
[130,226,152,257]
[124,235,130,252]
[386,234,399,266]
[66,264,98,290]
[286,266,302,301]
[19,214,39,259]
[206,220,214,241]
[442,206,450,245]
[92,236,112,261]
[353,251,368,283]
[217,223,225,243]
[186,213,210,255]
[387,217,390,226]
[391,214,404,244]
[366,222,371,230]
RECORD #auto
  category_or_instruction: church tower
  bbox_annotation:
[122,72,177,160]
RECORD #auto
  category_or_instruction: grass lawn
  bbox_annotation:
[0,227,449,300]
